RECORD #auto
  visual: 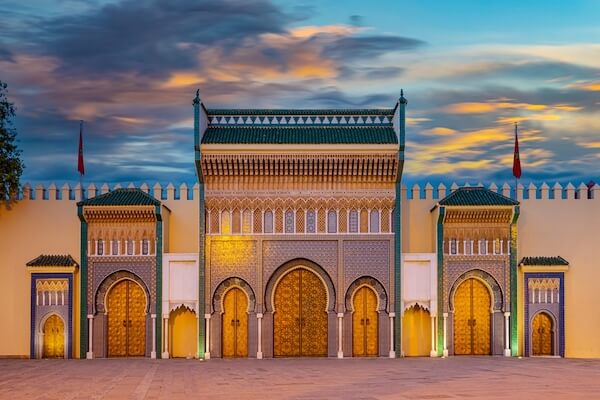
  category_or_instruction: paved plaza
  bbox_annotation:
[1,357,599,399]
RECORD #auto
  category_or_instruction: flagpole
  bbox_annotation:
[78,120,84,199]
[514,122,519,200]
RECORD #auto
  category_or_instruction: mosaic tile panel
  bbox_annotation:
[210,240,257,293]
[343,240,390,293]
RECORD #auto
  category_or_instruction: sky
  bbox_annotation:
[1,0,599,188]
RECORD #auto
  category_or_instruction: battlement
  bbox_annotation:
[16,181,600,202]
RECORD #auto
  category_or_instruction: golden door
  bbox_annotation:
[43,315,65,358]
[454,278,491,355]
[107,280,146,357]
[274,269,327,357]
[532,312,553,356]
[402,305,431,357]
[222,288,248,357]
[352,287,378,357]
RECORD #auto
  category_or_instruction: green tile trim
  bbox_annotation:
[394,181,402,356]
[194,93,206,358]
[510,205,520,356]
[155,205,163,358]
[77,204,88,359]
[436,207,445,356]
[520,256,569,266]
[77,188,160,206]
[26,254,78,267]
[198,182,206,358]
[439,187,519,206]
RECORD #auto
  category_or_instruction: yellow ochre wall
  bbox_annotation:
[0,184,199,358]
[0,183,599,357]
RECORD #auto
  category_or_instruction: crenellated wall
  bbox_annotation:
[1,180,599,357]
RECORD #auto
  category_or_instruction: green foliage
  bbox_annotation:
[0,80,24,203]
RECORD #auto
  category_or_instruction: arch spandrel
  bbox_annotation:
[345,276,387,312]
[212,277,256,314]
[449,269,503,312]
[95,270,151,314]
[264,258,336,313]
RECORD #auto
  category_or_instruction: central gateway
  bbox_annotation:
[274,268,328,357]
[107,280,146,357]
[454,278,491,355]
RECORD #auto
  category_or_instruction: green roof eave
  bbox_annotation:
[438,187,519,207]
[77,188,160,207]
[201,126,398,145]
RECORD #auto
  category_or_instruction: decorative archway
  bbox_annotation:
[402,304,431,357]
[449,269,503,312]
[95,270,151,314]
[265,258,336,313]
[212,277,256,313]
[169,305,197,358]
[452,278,491,355]
[345,276,387,312]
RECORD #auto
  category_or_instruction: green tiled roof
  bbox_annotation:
[26,254,78,267]
[439,187,519,206]
[202,126,398,144]
[520,256,569,266]
[206,109,394,116]
[77,188,160,206]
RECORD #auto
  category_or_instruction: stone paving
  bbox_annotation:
[1,357,599,399]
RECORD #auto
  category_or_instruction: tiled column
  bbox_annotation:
[151,314,156,359]
[337,313,343,358]
[204,314,211,360]
[86,315,94,359]
[504,312,511,357]
[389,313,395,358]
[257,313,263,359]
[443,313,449,357]
[430,315,437,357]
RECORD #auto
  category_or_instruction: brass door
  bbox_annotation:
[43,314,65,358]
[274,268,327,357]
[352,287,378,357]
[107,280,146,357]
[532,312,553,356]
[454,278,491,355]
[222,288,248,357]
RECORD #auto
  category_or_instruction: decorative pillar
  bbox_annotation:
[337,313,343,358]
[504,312,511,357]
[86,315,94,359]
[151,314,157,359]
[442,313,448,357]
[430,315,437,357]
[389,312,395,358]
[162,316,169,358]
[204,314,211,359]
[257,313,263,359]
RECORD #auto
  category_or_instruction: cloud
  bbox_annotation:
[325,35,425,61]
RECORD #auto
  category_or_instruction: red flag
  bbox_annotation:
[512,122,521,179]
[78,121,85,176]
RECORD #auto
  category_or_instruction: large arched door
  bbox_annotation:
[222,288,248,358]
[352,286,378,357]
[532,312,553,356]
[454,278,491,355]
[43,314,65,358]
[107,280,146,357]
[274,268,327,357]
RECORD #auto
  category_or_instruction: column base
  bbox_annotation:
[257,352,263,359]
[86,352,93,359]
[151,351,156,359]
[161,352,169,359]
[389,351,396,358]
[430,350,438,357]
[337,351,343,359]
[442,349,449,358]
[204,352,211,360]
[504,349,511,357]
